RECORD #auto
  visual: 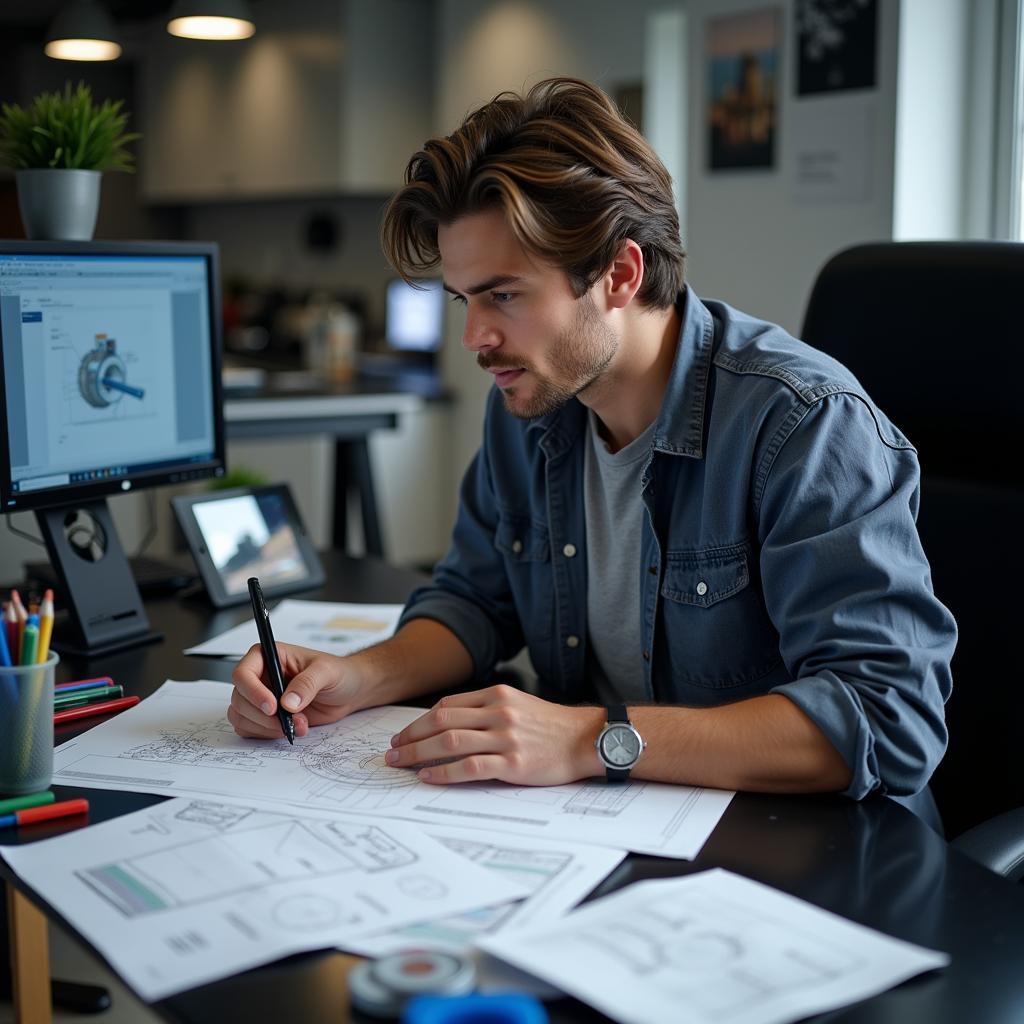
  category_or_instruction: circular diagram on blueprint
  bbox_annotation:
[300,740,419,788]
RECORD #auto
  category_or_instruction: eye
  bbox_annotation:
[491,291,516,304]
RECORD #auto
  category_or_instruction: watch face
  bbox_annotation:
[599,724,641,767]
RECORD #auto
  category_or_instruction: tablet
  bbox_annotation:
[172,484,325,607]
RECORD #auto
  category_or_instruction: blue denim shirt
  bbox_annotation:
[400,289,956,799]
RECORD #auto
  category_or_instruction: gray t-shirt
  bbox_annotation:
[584,409,657,704]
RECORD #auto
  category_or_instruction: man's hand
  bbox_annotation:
[385,684,605,786]
[229,642,369,740]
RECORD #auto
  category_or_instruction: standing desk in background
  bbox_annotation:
[224,373,450,559]
[4,550,1024,1023]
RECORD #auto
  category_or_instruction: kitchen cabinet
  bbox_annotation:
[139,0,434,201]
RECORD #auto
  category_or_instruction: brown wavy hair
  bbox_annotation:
[381,77,686,309]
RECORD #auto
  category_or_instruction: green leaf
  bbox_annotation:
[0,80,140,171]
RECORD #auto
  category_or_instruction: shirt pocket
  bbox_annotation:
[660,542,782,690]
[495,512,554,642]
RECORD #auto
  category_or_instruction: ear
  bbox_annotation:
[596,239,644,311]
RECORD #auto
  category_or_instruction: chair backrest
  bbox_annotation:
[801,241,1024,838]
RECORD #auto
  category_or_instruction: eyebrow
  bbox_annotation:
[442,275,523,297]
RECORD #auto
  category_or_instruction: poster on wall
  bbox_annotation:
[795,0,878,95]
[707,8,781,171]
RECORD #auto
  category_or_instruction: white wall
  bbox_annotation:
[682,0,900,333]
[435,0,682,518]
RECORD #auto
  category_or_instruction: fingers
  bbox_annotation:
[417,755,509,785]
[227,692,309,740]
[280,656,344,713]
[390,687,513,747]
[231,643,277,714]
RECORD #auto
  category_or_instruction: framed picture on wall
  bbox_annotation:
[707,8,781,171]
[795,0,878,96]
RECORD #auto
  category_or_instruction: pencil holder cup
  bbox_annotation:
[0,651,58,795]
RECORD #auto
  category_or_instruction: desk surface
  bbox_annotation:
[4,552,1024,1023]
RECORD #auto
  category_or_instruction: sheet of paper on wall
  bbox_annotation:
[343,823,627,959]
[477,869,950,1024]
[184,600,403,657]
[52,680,734,859]
[0,796,527,1003]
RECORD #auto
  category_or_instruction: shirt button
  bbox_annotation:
[563,543,577,558]
[642,649,651,661]
[511,539,523,554]
[696,581,708,596]
[648,564,658,575]
[566,635,580,649]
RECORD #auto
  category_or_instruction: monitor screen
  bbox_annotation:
[384,278,444,352]
[0,241,225,512]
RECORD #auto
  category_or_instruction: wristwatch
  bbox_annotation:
[595,705,646,782]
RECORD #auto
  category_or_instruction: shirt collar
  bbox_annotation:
[531,286,716,461]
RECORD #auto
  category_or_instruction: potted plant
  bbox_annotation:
[0,81,139,241]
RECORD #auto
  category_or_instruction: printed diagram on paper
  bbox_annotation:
[0,796,523,1003]
[346,824,627,958]
[479,870,951,1024]
[53,680,733,858]
[184,600,403,658]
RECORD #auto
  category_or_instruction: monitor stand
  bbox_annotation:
[35,499,163,657]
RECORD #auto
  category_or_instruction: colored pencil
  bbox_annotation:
[54,676,114,693]
[54,685,125,709]
[54,695,140,725]
[37,589,54,663]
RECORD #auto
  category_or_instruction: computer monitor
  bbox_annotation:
[384,278,444,354]
[0,240,225,654]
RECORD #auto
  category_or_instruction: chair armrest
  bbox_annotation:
[951,808,1024,882]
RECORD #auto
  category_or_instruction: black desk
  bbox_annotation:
[4,552,1024,1023]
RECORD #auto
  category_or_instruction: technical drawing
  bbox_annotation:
[79,334,145,407]
[397,875,449,900]
[121,720,287,772]
[75,801,418,919]
[300,734,419,789]
[562,781,641,816]
[545,891,866,1017]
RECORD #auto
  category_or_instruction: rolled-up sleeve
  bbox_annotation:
[758,392,956,798]
[398,426,525,680]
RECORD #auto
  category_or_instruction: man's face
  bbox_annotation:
[439,208,618,419]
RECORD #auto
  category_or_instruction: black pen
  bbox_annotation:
[247,577,295,744]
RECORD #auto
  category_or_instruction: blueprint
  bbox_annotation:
[478,869,950,1024]
[344,823,626,958]
[52,680,733,858]
[0,796,526,1002]
[184,600,403,658]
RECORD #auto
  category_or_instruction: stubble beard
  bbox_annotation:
[484,298,619,420]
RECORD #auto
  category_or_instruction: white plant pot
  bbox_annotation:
[15,168,102,241]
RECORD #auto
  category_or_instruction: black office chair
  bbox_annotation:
[801,241,1024,880]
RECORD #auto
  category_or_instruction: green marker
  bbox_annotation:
[0,791,55,815]
[54,684,124,709]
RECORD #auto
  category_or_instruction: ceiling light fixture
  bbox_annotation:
[167,0,256,40]
[44,0,122,62]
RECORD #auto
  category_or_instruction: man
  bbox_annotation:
[229,78,955,804]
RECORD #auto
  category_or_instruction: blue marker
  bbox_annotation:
[0,614,11,667]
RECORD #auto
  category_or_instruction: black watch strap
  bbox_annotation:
[607,704,629,724]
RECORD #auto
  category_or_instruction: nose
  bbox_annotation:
[461,305,501,354]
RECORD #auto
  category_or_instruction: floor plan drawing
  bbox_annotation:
[479,870,951,1024]
[1,795,525,1003]
[53,680,734,858]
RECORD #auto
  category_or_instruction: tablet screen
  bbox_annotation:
[192,490,307,597]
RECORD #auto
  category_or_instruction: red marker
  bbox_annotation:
[0,798,89,828]
[54,694,140,725]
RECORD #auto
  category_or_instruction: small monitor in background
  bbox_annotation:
[173,484,324,607]
[385,278,444,354]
